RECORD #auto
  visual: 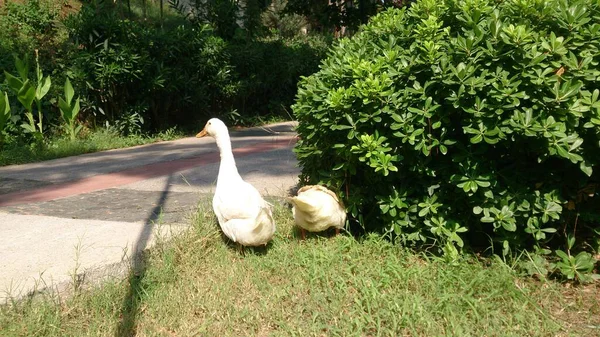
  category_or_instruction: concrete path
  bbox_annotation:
[0,122,300,302]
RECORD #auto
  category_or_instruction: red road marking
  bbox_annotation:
[0,137,297,207]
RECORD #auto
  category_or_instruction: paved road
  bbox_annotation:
[0,122,300,302]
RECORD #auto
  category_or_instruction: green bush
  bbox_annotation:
[0,0,76,146]
[0,0,329,136]
[0,0,64,70]
[228,34,330,119]
[293,0,600,265]
[64,4,239,130]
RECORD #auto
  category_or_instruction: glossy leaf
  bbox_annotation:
[0,92,10,129]
[17,80,35,111]
[36,76,52,101]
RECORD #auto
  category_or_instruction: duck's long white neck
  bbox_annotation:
[214,132,243,186]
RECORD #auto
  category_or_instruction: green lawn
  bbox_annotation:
[1,201,598,336]
[0,115,287,166]
[0,127,184,166]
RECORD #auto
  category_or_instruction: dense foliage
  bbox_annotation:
[285,0,409,34]
[65,6,239,129]
[294,0,600,279]
[0,0,63,70]
[228,35,329,118]
[0,0,329,148]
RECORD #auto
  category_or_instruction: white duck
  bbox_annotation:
[196,118,275,249]
[289,185,346,240]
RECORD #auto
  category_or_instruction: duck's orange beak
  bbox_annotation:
[196,128,208,138]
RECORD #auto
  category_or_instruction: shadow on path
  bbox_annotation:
[0,135,297,207]
[115,174,174,337]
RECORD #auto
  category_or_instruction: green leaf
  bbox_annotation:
[468,181,478,193]
[579,161,593,177]
[36,76,52,100]
[72,97,80,120]
[74,124,83,135]
[569,138,583,152]
[439,144,448,155]
[574,252,595,270]
[555,250,569,261]
[331,124,352,130]
[0,91,10,128]
[568,235,575,250]
[59,97,72,121]
[4,71,23,92]
[427,184,440,196]
[555,145,569,159]
[502,221,516,232]
[20,123,36,133]
[412,128,424,137]
[14,55,29,80]
[389,208,397,217]
[470,134,483,144]
[475,180,490,187]
[555,80,584,102]
[17,80,36,111]
[64,78,75,104]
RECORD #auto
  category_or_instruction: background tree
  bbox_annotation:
[284,0,410,36]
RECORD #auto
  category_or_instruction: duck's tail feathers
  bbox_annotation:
[290,196,319,213]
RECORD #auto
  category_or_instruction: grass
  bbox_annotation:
[1,201,599,336]
[0,114,291,166]
[0,127,185,166]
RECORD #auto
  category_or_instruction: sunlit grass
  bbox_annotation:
[0,115,292,166]
[1,201,598,336]
[0,127,185,166]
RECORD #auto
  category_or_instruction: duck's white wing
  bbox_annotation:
[213,181,265,222]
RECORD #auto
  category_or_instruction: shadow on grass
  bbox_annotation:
[115,174,174,337]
